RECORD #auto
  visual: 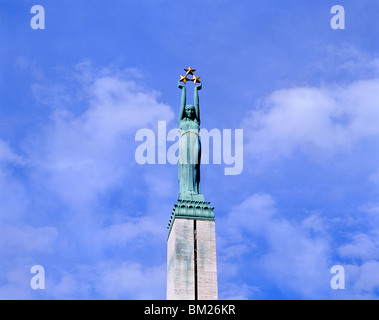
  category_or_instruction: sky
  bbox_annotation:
[0,0,379,300]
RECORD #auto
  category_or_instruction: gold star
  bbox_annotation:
[184,66,196,75]
[179,74,188,83]
[192,75,201,84]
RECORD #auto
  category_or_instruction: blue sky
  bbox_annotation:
[1,0,379,299]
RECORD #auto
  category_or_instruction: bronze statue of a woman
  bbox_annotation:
[178,80,202,199]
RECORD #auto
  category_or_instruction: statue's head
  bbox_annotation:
[185,105,195,120]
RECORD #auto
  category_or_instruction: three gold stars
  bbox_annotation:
[179,66,201,84]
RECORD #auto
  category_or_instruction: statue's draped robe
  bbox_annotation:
[178,118,201,196]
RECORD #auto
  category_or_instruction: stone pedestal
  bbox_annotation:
[167,198,218,300]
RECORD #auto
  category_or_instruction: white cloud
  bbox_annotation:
[352,261,379,293]
[0,64,175,299]
[301,213,327,235]
[333,207,379,298]
[230,56,379,298]
[0,169,29,224]
[244,78,379,160]
[369,170,379,186]
[224,193,277,237]
[309,45,379,80]
[0,260,166,300]
[340,260,379,299]
[94,262,166,299]
[220,282,261,300]
[0,225,58,253]
[219,193,332,298]
[219,192,379,299]
[43,261,166,299]
[50,274,90,299]
[0,140,23,164]
[26,67,174,209]
[338,233,379,261]
[97,217,162,246]
[0,264,34,300]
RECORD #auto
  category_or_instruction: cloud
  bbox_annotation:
[244,78,379,160]
[218,192,379,299]
[369,170,379,185]
[220,282,261,300]
[44,261,166,300]
[0,166,28,224]
[228,57,379,299]
[0,259,166,300]
[0,140,23,164]
[308,45,379,81]
[333,206,379,298]
[97,217,162,246]
[94,262,166,299]
[49,273,91,299]
[0,225,58,253]
[0,264,34,300]
[338,233,379,261]
[218,193,332,299]
[351,261,379,294]
[26,65,174,209]
[0,64,174,299]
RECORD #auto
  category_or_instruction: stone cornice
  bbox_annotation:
[167,199,215,239]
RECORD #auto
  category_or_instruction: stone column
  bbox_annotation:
[167,200,218,300]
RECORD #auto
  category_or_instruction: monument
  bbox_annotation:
[167,67,218,300]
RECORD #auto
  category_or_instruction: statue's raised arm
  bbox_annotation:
[194,83,202,125]
[178,81,187,124]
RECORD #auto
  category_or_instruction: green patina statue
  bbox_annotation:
[177,67,203,200]
[167,67,215,234]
